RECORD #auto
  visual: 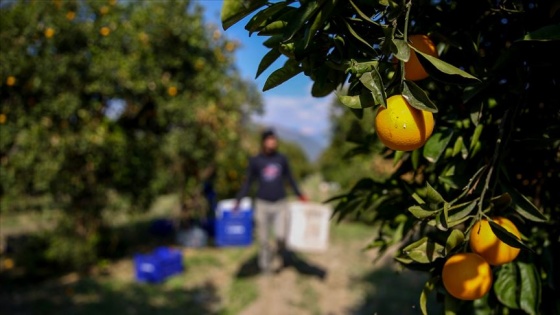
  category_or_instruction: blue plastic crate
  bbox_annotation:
[134,246,184,283]
[214,198,253,247]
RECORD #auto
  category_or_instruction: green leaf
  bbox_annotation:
[448,200,477,223]
[263,35,284,48]
[256,48,282,78]
[436,210,449,231]
[258,20,289,36]
[348,0,381,27]
[393,149,405,166]
[221,0,267,30]
[494,262,520,309]
[522,24,560,41]
[359,70,387,107]
[452,136,464,157]
[341,18,377,55]
[426,182,445,204]
[283,0,321,41]
[501,176,547,222]
[518,261,541,315]
[412,47,480,85]
[245,2,288,34]
[420,277,438,315]
[304,0,338,49]
[445,229,465,254]
[391,38,411,62]
[423,129,454,163]
[444,293,462,315]
[263,59,302,91]
[408,205,439,219]
[490,193,512,211]
[400,237,445,264]
[335,91,377,109]
[488,220,530,250]
[470,124,483,150]
[411,148,420,170]
[402,80,438,113]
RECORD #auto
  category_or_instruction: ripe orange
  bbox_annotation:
[442,253,493,300]
[469,217,521,266]
[66,11,76,21]
[100,27,111,37]
[404,34,438,81]
[168,86,178,97]
[44,27,55,39]
[6,76,16,86]
[374,95,435,151]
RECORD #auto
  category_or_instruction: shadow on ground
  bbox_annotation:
[348,265,443,315]
[0,276,221,315]
[235,250,327,280]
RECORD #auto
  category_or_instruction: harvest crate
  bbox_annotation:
[134,246,184,283]
[214,198,253,247]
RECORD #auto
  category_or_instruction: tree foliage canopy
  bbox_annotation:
[222,0,559,313]
[0,0,262,268]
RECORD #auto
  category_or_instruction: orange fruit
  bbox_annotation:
[6,76,16,86]
[374,95,435,151]
[469,217,521,266]
[44,27,55,39]
[442,253,493,300]
[404,34,438,81]
[168,86,178,97]
[100,27,111,36]
[66,11,76,21]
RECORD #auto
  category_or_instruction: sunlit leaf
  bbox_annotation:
[470,124,483,150]
[518,261,541,315]
[494,263,520,309]
[408,205,440,219]
[420,277,438,315]
[448,200,477,223]
[245,2,288,34]
[221,0,267,30]
[258,20,289,36]
[402,80,438,112]
[393,149,405,166]
[445,229,465,254]
[522,24,560,41]
[359,70,387,107]
[336,91,377,109]
[423,129,454,163]
[391,38,411,62]
[426,181,445,204]
[401,237,445,263]
[412,47,480,85]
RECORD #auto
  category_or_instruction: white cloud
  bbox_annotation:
[252,92,334,141]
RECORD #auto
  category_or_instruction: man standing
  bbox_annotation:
[235,129,306,273]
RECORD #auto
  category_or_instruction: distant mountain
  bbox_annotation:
[266,124,328,162]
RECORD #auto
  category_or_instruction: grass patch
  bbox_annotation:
[222,277,258,315]
[330,221,377,244]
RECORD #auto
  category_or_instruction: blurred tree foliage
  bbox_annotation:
[0,0,261,269]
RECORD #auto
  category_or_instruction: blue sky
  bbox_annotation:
[197,0,334,147]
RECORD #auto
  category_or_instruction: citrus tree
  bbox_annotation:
[221,0,559,314]
[0,0,261,269]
